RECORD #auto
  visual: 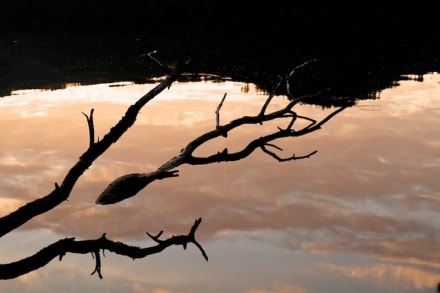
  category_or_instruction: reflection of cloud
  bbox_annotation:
[145,289,174,293]
[0,198,27,215]
[245,282,307,293]
[311,237,440,268]
[5,85,438,269]
[318,262,440,290]
[2,74,440,291]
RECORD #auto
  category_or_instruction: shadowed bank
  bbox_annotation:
[0,0,439,103]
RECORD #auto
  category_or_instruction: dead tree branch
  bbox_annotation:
[0,58,190,237]
[96,63,346,205]
[0,57,344,280]
[0,218,206,280]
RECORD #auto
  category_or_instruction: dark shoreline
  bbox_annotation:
[1,1,440,106]
[1,32,439,105]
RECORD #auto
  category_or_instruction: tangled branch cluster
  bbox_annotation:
[0,54,344,279]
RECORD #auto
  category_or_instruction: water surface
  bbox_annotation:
[0,74,439,292]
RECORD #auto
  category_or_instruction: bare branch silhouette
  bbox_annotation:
[0,56,345,279]
[96,63,346,205]
[0,218,206,280]
[0,55,190,237]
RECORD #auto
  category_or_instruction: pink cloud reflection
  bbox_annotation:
[1,75,439,291]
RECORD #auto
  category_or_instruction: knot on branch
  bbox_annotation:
[58,237,76,261]
[216,148,228,162]
[276,111,298,132]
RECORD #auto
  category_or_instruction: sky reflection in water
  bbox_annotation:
[0,75,439,292]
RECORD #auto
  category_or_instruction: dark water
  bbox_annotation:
[2,31,439,104]
[1,1,440,103]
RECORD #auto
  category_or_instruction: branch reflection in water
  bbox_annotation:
[0,74,439,292]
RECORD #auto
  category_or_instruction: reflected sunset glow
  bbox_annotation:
[1,75,439,292]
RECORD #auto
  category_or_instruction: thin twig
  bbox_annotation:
[82,108,95,148]
[215,93,227,129]
[261,143,318,162]
[259,76,284,117]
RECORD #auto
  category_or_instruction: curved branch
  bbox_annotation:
[95,64,345,205]
[0,58,190,237]
[261,144,318,162]
[0,218,206,280]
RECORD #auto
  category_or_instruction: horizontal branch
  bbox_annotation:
[0,218,206,280]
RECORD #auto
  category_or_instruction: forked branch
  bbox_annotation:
[0,57,346,280]
[0,55,190,237]
[96,62,346,204]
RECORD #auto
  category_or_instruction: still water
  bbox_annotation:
[0,74,439,292]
